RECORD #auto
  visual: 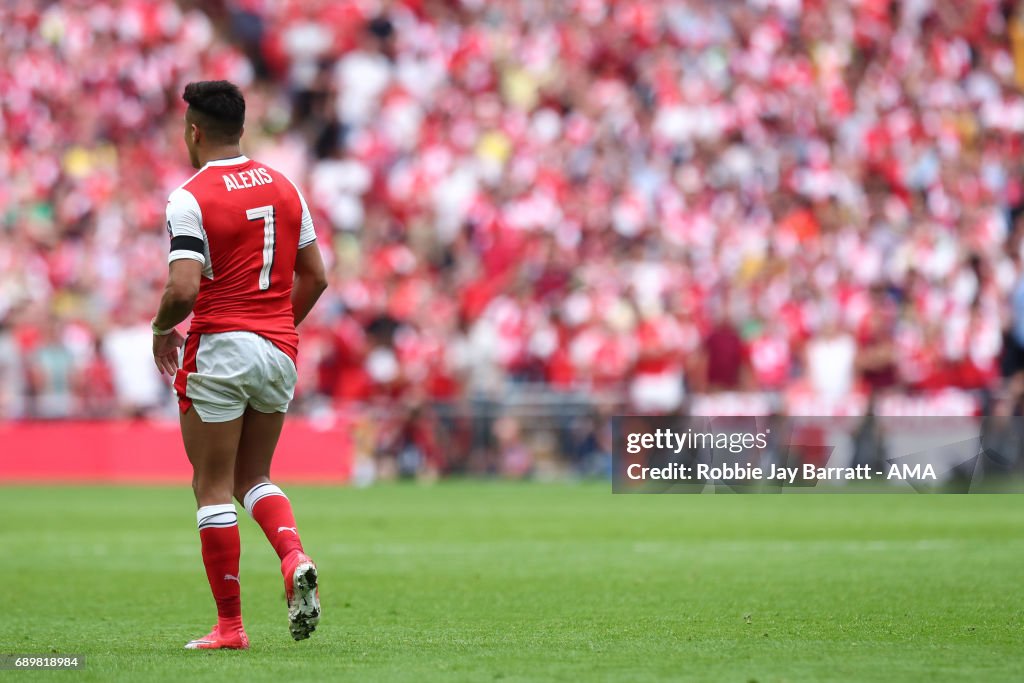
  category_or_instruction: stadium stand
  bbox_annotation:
[2,0,1024,473]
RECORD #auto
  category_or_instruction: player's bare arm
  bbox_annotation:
[152,260,201,376]
[292,243,327,327]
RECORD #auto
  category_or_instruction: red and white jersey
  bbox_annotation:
[166,155,316,363]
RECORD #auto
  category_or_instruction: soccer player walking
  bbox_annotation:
[151,81,328,650]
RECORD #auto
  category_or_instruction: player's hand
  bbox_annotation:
[153,329,185,376]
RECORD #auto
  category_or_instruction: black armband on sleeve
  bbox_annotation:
[170,235,205,254]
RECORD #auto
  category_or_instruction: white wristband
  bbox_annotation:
[151,318,174,336]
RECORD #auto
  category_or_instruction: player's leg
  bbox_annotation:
[184,405,244,507]
[234,406,320,640]
[234,407,302,559]
[179,385,249,649]
[237,335,320,640]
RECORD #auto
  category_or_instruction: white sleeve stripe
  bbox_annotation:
[169,250,206,264]
[298,237,317,248]
[166,187,204,241]
[282,173,317,248]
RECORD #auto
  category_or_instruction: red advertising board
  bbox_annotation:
[0,419,354,484]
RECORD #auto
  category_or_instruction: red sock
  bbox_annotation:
[243,483,304,560]
[197,504,242,627]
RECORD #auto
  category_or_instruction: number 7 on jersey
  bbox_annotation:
[247,205,276,291]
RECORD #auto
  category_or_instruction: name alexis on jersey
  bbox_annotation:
[223,168,274,191]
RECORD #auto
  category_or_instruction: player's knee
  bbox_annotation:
[192,474,233,506]
[233,476,270,503]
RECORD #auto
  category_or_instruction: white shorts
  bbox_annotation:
[173,331,298,423]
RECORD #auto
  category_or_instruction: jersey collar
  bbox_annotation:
[203,155,249,169]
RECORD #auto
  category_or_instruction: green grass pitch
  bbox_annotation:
[1,483,1022,682]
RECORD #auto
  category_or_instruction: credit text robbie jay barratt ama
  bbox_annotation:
[625,462,878,484]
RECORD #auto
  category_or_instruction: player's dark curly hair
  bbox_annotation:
[182,80,245,143]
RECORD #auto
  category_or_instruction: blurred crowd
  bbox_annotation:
[4,0,1024,433]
